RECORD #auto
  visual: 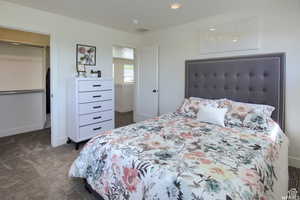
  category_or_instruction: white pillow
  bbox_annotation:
[196,105,228,127]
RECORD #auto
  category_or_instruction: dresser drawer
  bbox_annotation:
[79,101,113,114]
[79,110,113,126]
[78,90,112,103]
[79,120,113,140]
[78,80,112,92]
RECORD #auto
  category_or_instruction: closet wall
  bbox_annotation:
[0,42,48,137]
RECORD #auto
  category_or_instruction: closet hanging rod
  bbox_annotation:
[0,89,45,96]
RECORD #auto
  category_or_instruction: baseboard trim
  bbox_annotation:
[52,137,67,147]
[289,156,300,168]
[0,123,44,138]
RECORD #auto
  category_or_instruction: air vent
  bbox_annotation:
[136,28,150,33]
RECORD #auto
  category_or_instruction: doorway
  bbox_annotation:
[0,27,51,142]
[112,45,135,128]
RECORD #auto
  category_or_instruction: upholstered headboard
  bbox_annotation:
[185,53,285,130]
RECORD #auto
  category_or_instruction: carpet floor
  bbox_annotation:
[0,129,96,200]
[115,111,134,128]
[0,128,299,199]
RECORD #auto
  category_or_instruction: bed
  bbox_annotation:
[69,53,288,200]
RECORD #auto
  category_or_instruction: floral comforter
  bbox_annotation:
[69,113,286,200]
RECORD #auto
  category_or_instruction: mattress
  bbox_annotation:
[69,113,288,200]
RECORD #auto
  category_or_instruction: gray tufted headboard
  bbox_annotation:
[185,53,285,130]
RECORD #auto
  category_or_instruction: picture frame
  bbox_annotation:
[76,44,96,67]
[76,64,86,73]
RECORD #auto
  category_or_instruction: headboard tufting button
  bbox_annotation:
[263,72,268,77]
[194,84,198,88]
[249,87,253,91]
[194,73,198,77]
[263,88,267,92]
[249,72,254,77]
[236,86,239,90]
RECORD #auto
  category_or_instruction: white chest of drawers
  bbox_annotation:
[67,78,114,148]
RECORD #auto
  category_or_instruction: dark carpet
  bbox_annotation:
[289,166,300,193]
[0,129,96,200]
[0,112,299,199]
[115,111,134,128]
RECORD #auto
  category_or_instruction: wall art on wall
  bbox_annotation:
[76,44,96,66]
[199,17,260,54]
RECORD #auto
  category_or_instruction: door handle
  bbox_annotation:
[152,89,157,93]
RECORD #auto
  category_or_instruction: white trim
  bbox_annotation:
[0,123,44,138]
[51,137,67,147]
[289,156,300,168]
[156,46,160,116]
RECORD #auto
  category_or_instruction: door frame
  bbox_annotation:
[112,44,138,121]
[0,25,58,146]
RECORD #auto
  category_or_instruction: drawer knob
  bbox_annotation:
[93,116,102,120]
[93,127,102,131]
[93,95,102,98]
[93,106,102,109]
[93,84,101,87]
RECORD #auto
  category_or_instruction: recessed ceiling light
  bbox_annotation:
[132,19,139,25]
[232,39,238,43]
[209,28,216,31]
[170,3,182,10]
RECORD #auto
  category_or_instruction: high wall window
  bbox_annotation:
[113,46,134,60]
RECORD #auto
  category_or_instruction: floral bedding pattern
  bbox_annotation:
[177,98,219,118]
[219,99,275,130]
[69,112,286,200]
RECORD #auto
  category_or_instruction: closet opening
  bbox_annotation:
[0,27,51,144]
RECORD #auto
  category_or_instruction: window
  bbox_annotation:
[113,46,134,60]
[123,64,134,83]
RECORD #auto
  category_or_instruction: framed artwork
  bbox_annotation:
[76,44,96,67]
[199,17,259,54]
[76,64,86,73]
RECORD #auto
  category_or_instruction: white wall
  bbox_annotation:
[0,1,141,146]
[141,0,300,167]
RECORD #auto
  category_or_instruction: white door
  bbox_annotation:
[135,46,159,122]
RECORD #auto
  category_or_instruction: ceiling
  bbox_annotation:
[3,0,268,33]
